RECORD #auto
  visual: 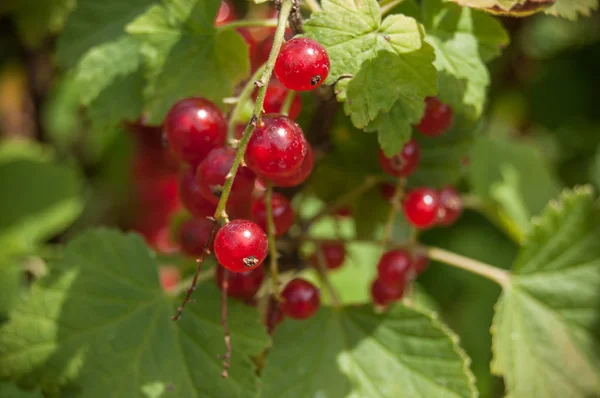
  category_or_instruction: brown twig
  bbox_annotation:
[220,269,231,377]
[289,0,304,35]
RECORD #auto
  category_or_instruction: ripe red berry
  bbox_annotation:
[412,251,430,274]
[179,169,217,218]
[437,186,463,226]
[275,38,330,91]
[334,206,352,217]
[214,219,268,272]
[270,143,314,187]
[164,97,227,167]
[256,79,302,120]
[266,296,285,333]
[416,97,453,137]
[378,139,420,177]
[196,148,256,205]
[245,114,307,180]
[215,1,236,26]
[281,278,320,320]
[312,243,346,270]
[251,192,294,237]
[379,182,396,201]
[377,249,413,288]
[371,278,404,306]
[403,188,440,228]
[178,218,214,257]
[215,265,265,299]
[251,29,293,73]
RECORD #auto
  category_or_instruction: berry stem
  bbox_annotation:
[265,182,282,300]
[381,178,407,246]
[425,246,510,287]
[213,0,293,221]
[280,89,296,117]
[220,270,231,378]
[227,65,266,143]
[216,19,278,31]
[380,0,404,15]
[315,249,342,308]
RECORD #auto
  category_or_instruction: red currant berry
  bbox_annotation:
[255,79,302,120]
[379,182,396,201]
[159,266,181,292]
[251,192,294,237]
[125,118,165,150]
[251,29,293,72]
[132,146,179,179]
[412,251,430,274]
[312,243,346,270]
[377,249,412,289]
[334,206,352,217]
[164,97,226,167]
[378,139,420,177]
[136,175,180,223]
[178,218,213,257]
[266,296,285,333]
[437,186,463,226]
[196,148,256,205]
[416,97,453,137]
[179,169,217,218]
[281,278,320,320]
[214,219,268,272]
[403,188,440,228]
[215,265,265,299]
[275,38,330,91]
[215,1,236,26]
[270,143,314,187]
[371,278,403,306]
[245,114,307,180]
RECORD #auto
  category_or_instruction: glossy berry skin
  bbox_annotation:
[416,97,453,137]
[179,169,217,218]
[245,114,307,180]
[215,265,265,300]
[251,193,294,237]
[371,278,403,306]
[164,97,227,167]
[378,139,420,177]
[403,188,441,228]
[215,1,236,26]
[196,148,256,204]
[275,38,330,91]
[312,243,346,270]
[377,249,413,289]
[178,218,213,257]
[256,79,302,120]
[251,29,293,72]
[270,144,314,187]
[214,219,268,272]
[437,186,463,226]
[281,278,320,320]
[412,252,430,274]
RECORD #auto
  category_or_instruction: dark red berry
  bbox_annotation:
[215,1,236,26]
[196,148,256,204]
[214,219,268,272]
[403,188,440,228]
[334,207,352,217]
[132,146,179,179]
[215,265,265,299]
[281,278,320,320]
[245,114,307,180]
[179,168,217,218]
[377,249,412,289]
[275,38,330,91]
[379,182,396,201]
[416,97,453,137]
[437,186,463,226]
[312,243,346,270]
[270,143,314,187]
[164,97,227,166]
[412,251,430,274]
[251,29,293,72]
[266,296,285,333]
[371,278,403,306]
[178,218,213,257]
[256,79,302,120]
[378,139,420,177]
[251,193,294,237]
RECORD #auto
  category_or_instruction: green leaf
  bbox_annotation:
[408,116,476,188]
[304,0,426,83]
[544,0,599,19]
[424,2,509,118]
[468,135,562,234]
[0,381,42,398]
[56,0,157,67]
[0,259,23,318]
[0,141,83,258]
[491,187,600,397]
[262,304,477,398]
[0,229,269,396]
[127,0,249,123]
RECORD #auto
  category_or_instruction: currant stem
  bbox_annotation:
[315,249,342,308]
[216,19,278,31]
[280,90,296,117]
[227,65,266,143]
[265,182,282,300]
[380,0,404,15]
[168,268,214,297]
[425,246,510,287]
[213,0,294,221]
[381,178,406,246]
